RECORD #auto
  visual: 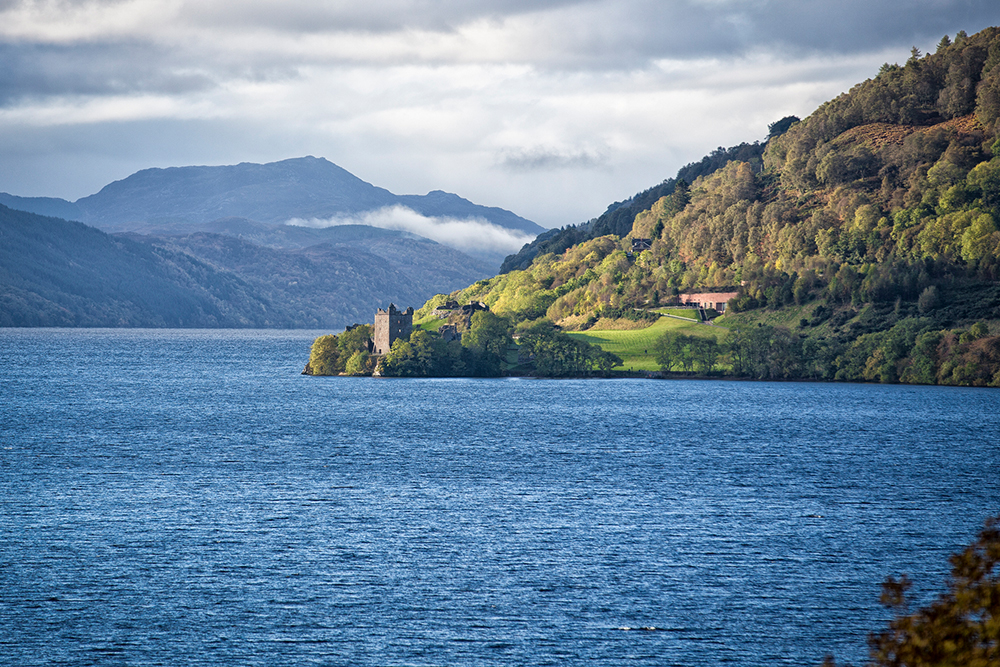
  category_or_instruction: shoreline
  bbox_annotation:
[304,366,997,388]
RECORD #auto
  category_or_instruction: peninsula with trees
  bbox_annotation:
[304,301,622,378]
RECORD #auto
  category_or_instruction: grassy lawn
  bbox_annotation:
[714,302,842,335]
[653,307,701,321]
[414,317,446,331]
[568,316,727,371]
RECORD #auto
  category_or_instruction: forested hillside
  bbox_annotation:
[499,139,776,272]
[419,27,1000,386]
[0,206,280,327]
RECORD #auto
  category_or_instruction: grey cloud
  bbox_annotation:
[186,0,998,65]
[0,41,215,105]
[170,0,997,53]
[498,147,607,172]
[572,0,999,61]
[182,0,586,34]
[2,0,997,104]
[0,38,307,107]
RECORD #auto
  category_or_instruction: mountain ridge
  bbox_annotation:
[0,156,544,238]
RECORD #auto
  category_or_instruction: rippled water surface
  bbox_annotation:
[1,328,998,666]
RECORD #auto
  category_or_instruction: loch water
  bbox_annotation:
[1,328,998,666]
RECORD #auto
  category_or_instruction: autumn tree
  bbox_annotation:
[867,515,999,666]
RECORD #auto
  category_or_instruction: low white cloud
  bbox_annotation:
[286,205,536,254]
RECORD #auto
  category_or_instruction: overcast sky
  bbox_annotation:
[1,1,998,228]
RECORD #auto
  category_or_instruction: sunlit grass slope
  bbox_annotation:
[568,316,727,371]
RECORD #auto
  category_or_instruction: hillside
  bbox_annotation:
[417,27,1000,386]
[0,206,279,327]
[499,140,774,272]
[0,205,493,328]
[149,229,493,324]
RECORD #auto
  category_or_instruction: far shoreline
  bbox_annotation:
[303,368,995,389]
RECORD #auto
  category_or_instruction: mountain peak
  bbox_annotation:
[62,158,544,239]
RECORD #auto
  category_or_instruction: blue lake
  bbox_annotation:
[1,328,998,666]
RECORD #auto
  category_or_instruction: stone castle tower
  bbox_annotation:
[373,303,413,355]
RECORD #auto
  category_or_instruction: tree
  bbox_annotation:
[917,285,940,314]
[654,332,686,371]
[689,336,721,372]
[307,334,341,375]
[768,115,800,139]
[590,346,622,375]
[519,320,620,376]
[664,179,690,217]
[338,324,373,357]
[382,337,417,376]
[866,515,1000,667]
[344,350,372,376]
[462,311,513,376]
[304,324,378,376]
[726,325,777,378]
[961,213,998,263]
[975,65,1000,129]
[463,311,512,358]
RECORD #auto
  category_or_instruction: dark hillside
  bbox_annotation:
[0,205,280,327]
[0,205,494,328]
[152,231,491,326]
[0,193,82,221]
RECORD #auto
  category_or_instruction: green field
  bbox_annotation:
[654,307,701,321]
[414,317,446,331]
[568,316,727,371]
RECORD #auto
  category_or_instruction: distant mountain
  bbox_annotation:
[0,155,543,238]
[395,189,538,235]
[0,205,493,328]
[0,193,82,221]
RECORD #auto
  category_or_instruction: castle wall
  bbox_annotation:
[373,303,413,355]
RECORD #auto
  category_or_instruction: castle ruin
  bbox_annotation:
[373,303,413,355]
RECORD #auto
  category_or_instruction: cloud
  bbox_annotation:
[498,146,607,172]
[286,205,536,254]
[3,1,995,68]
[0,41,216,105]
[1,1,993,101]
[0,0,998,229]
